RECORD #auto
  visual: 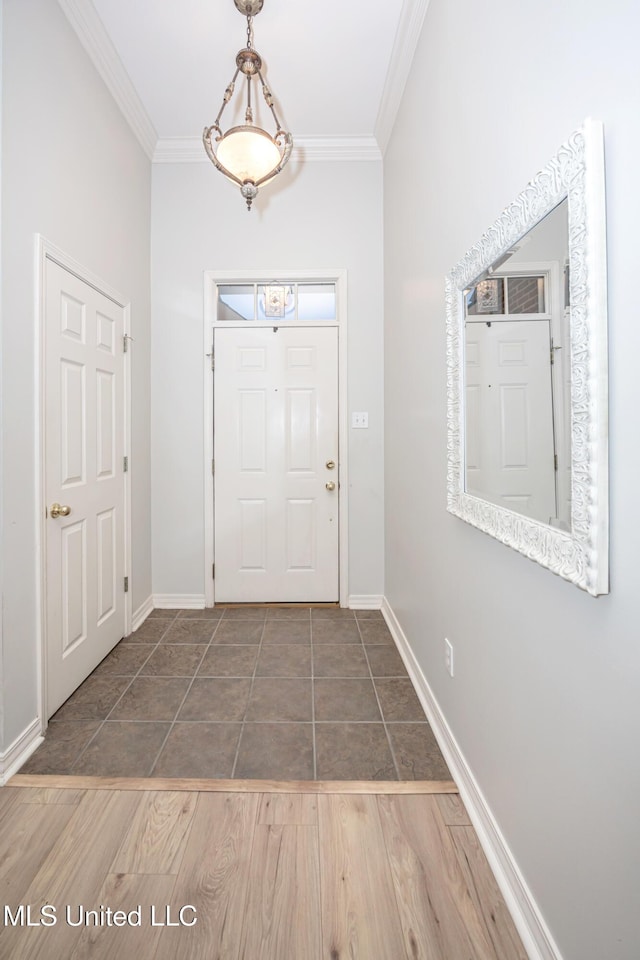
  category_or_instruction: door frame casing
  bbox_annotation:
[35,235,132,729]
[203,268,349,607]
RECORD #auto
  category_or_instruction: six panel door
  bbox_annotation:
[214,326,339,602]
[45,259,126,717]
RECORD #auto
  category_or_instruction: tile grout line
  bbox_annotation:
[357,617,402,781]
[146,614,225,776]
[67,612,179,773]
[230,615,268,779]
[310,607,317,779]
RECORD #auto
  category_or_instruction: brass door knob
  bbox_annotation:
[325,481,336,491]
[50,503,71,518]
[326,460,336,469]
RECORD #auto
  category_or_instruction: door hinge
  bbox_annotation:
[211,458,215,475]
[124,576,129,593]
[554,453,558,472]
[207,348,214,370]
[123,455,129,472]
[123,334,135,353]
[212,563,215,579]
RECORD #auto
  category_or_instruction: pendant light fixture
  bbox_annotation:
[203,0,293,210]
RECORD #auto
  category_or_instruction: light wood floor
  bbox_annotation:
[0,780,527,960]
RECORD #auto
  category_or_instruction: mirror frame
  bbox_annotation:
[445,119,609,595]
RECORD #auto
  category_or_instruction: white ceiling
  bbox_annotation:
[58,0,431,161]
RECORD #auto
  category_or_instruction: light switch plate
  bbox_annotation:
[352,412,369,429]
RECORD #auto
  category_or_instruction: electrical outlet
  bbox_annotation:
[444,638,454,677]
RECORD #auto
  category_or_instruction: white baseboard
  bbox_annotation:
[381,597,563,960]
[132,594,154,632]
[0,718,44,785]
[348,594,383,609]
[152,594,205,610]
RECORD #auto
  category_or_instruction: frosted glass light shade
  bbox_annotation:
[216,126,282,184]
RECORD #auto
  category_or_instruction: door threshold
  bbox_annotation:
[214,602,342,608]
[8,774,458,796]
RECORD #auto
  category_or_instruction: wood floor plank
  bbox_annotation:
[449,825,528,960]
[239,824,322,959]
[0,801,77,909]
[8,774,458,795]
[377,795,498,960]
[257,793,318,825]
[67,872,177,960]
[153,792,259,960]
[318,793,409,960]
[0,789,141,960]
[15,787,85,805]
[436,793,471,826]
[0,785,525,960]
[0,785,29,816]
[110,790,198,875]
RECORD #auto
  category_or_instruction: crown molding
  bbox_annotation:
[57,0,157,159]
[291,137,381,163]
[375,0,432,154]
[153,136,382,164]
[57,0,424,164]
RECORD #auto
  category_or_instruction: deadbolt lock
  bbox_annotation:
[50,503,71,519]
[326,460,336,469]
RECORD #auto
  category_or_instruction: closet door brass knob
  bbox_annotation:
[325,481,336,492]
[50,503,71,518]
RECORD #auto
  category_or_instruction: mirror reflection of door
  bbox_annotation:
[465,318,555,523]
[463,200,571,529]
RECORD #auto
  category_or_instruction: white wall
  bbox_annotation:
[0,0,152,749]
[384,1,640,958]
[151,159,384,602]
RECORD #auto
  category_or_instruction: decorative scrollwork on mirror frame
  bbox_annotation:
[445,119,609,596]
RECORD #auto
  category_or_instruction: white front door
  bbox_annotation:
[465,319,556,523]
[45,259,127,717]
[214,326,339,602]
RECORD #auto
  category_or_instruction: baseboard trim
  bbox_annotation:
[348,594,383,609]
[132,595,154,632]
[0,719,44,786]
[381,597,563,960]
[152,594,205,610]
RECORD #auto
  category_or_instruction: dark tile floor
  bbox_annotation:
[21,607,451,782]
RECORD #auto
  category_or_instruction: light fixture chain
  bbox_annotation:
[246,15,254,49]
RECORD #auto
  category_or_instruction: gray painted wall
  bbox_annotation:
[150,160,385,603]
[0,0,152,749]
[384,1,640,957]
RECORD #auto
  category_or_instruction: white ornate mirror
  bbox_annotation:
[446,119,609,595]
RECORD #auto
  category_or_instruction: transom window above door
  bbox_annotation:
[217,282,337,322]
